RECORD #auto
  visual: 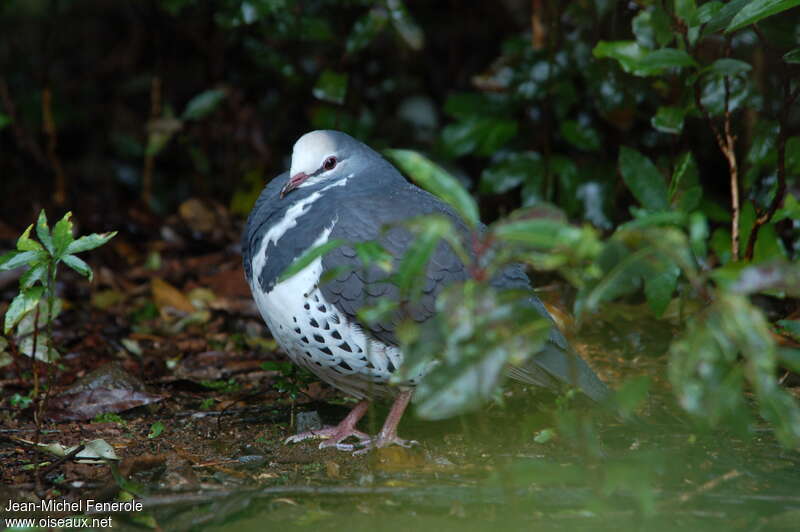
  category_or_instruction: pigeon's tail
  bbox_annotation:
[508,340,610,403]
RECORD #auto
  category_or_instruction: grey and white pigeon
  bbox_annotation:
[243,130,609,451]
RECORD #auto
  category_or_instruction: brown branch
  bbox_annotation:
[693,48,740,261]
[41,88,67,205]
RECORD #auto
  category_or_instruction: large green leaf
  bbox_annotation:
[35,210,54,254]
[384,149,479,227]
[442,117,517,157]
[4,286,44,334]
[65,231,117,255]
[618,147,669,211]
[0,250,42,271]
[51,212,75,258]
[16,224,42,252]
[61,254,93,280]
[726,0,800,32]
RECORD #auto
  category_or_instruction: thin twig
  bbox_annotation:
[38,444,85,477]
[676,469,741,504]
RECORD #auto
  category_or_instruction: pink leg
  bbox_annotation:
[285,400,371,451]
[355,389,417,454]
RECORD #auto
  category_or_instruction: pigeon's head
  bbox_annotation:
[281,130,380,198]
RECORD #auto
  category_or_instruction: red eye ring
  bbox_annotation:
[323,156,337,171]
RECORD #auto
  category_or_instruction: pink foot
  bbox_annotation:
[285,425,372,450]
[284,400,371,451]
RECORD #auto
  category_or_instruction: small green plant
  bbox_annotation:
[148,420,165,439]
[0,210,116,395]
[200,378,240,394]
[93,412,127,426]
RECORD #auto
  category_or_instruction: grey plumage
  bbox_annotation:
[243,130,609,408]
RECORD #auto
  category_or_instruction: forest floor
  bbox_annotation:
[1,200,798,531]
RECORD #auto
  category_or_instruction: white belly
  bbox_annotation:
[249,225,413,399]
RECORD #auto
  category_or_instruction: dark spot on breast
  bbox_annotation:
[338,360,352,371]
[366,361,375,369]
[320,347,333,356]
[387,359,396,373]
[303,292,308,298]
[293,316,297,323]
[315,361,322,366]
[313,294,320,303]
[305,351,312,357]
[301,336,309,344]
[323,321,330,330]
[313,334,324,343]
[356,346,363,354]
[303,303,310,310]
[339,342,352,352]
[318,305,326,312]
[309,318,319,328]
[331,330,341,340]
[331,314,340,324]
[294,327,301,334]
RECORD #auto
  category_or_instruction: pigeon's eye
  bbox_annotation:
[323,156,337,171]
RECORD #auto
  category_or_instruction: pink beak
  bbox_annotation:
[280,172,309,198]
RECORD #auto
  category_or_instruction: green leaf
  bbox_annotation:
[726,0,800,33]
[442,117,517,157]
[639,48,698,70]
[0,250,41,271]
[182,89,227,121]
[65,231,117,255]
[618,147,669,211]
[706,58,752,77]
[16,224,42,252]
[51,212,74,257]
[4,286,44,334]
[35,210,54,255]
[560,120,601,151]
[696,1,724,24]
[384,149,479,227]
[651,106,686,134]
[784,48,800,64]
[61,254,93,280]
[346,6,389,55]
[593,42,697,76]
[593,41,648,74]
[278,239,345,283]
[148,421,165,439]
[312,70,348,105]
[480,151,543,195]
[20,262,47,289]
[0,112,10,130]
[704,0,749,34]
[386,0,424,50]
[643,258,680,316]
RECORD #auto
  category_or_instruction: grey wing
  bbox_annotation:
[321,193,469,347]
[494,264,610,402]
[242,172,289,281]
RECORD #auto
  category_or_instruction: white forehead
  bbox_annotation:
[290,131,340,175]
